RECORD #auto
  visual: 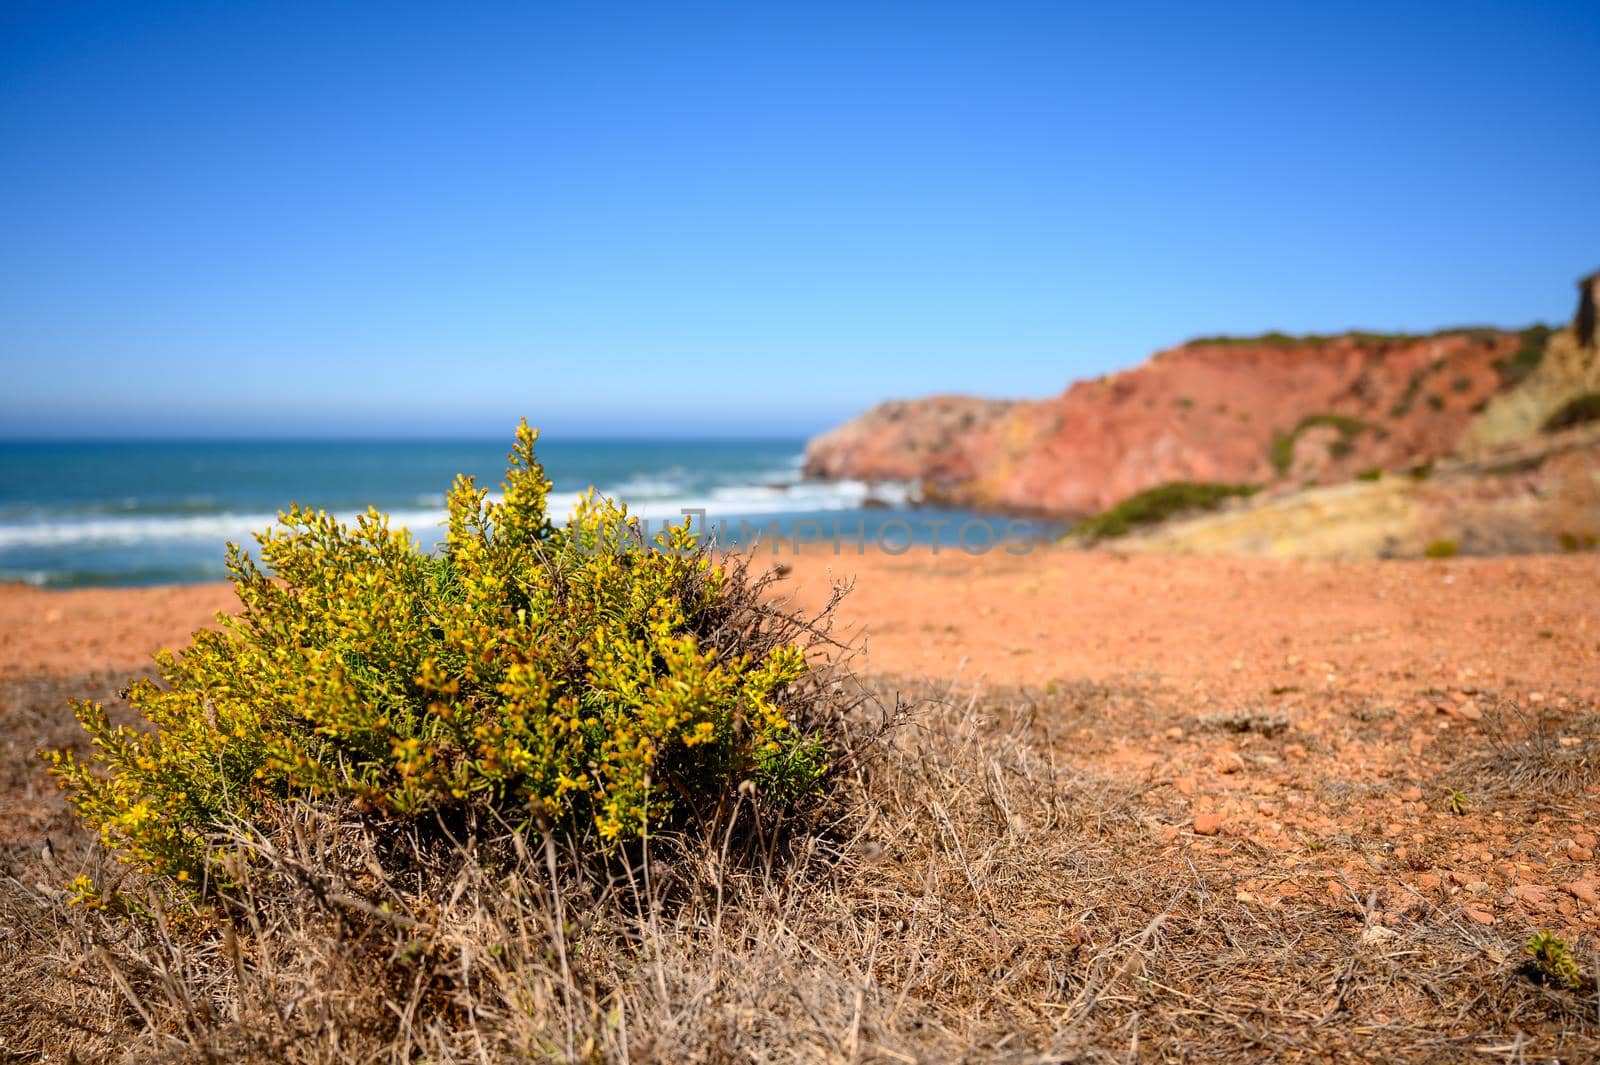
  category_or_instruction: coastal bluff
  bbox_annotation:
[805,325,1550,517]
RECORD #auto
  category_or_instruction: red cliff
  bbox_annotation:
[805,329,1544,516]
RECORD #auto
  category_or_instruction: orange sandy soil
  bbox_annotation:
[3,548,1598,938]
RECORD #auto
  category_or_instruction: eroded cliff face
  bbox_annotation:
[802,395,1016,485]
[1468,273,1600,449]
[1106,423,1600,561]
[807,329,1533,515]
[1120,279,1599,559]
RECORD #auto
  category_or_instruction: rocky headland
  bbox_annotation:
[806,272,1600,557]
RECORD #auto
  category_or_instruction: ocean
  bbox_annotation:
[0,439,1058,588]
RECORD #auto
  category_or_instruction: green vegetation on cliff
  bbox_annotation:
[1184,325,1511,349]
[1541,392,1600,433]
[1493,325,1556,388]
[1187,324,1555,394]
[1268,413,1377,475]
[1070,481,1259,541]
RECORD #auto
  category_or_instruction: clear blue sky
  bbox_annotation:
[2,1,1596,438]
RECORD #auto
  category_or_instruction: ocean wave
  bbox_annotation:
[0,480,917,551]
[605,463,692,497]
[0,497,234,520]
[0,508,451,550]
[0,563,228,589]
[585,479,915,523]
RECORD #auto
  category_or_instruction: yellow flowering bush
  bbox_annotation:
[50,422,831,891]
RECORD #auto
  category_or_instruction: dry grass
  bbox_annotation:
[1197,708,1291,738]
[1449,699,1600,803]
[3,677,1598,1062]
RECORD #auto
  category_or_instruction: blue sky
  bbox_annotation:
[2,1,1597,438]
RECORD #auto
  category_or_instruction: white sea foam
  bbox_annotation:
[0,480,916,551]
[0,508,453,550]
